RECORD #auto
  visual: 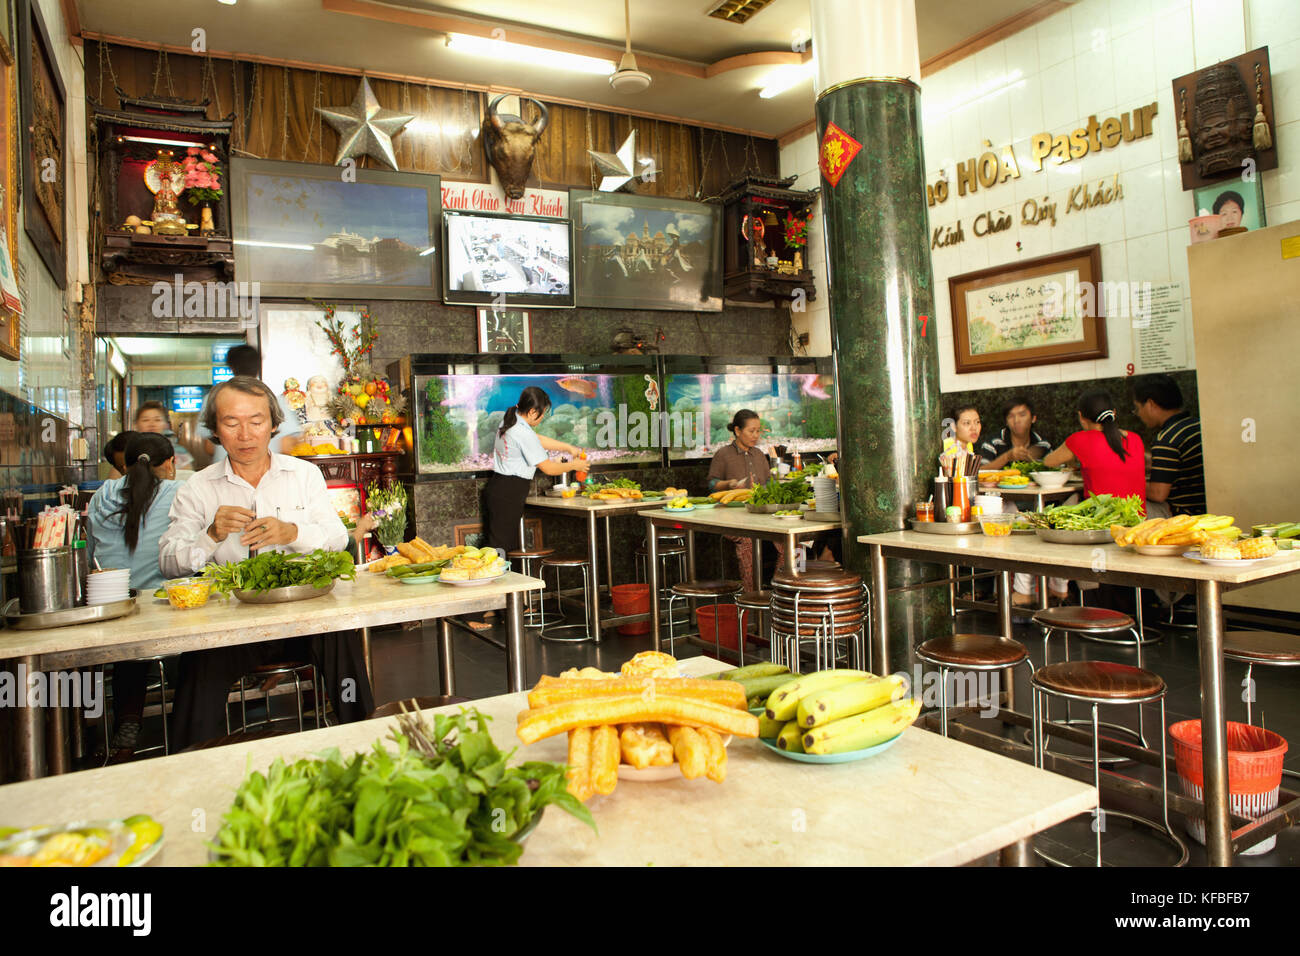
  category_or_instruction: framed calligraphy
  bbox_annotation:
[948,244,1108,374]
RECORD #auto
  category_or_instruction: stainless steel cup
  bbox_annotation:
[18,547,74,614]
[71,541,89,606]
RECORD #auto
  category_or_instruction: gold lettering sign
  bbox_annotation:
[926,103,1157,207]
[933,176,1125,247]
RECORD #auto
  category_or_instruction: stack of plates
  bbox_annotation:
[812,476,839,514]
[86,568,131,605]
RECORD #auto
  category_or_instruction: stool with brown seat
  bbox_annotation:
[538,555,594,643]
[1224,631,1300,781]
[1030,660,1187,867]
[915,634,1033,737]
[1030,605,1150,761]
[507,545,556,627]
[733,590,772,667]
[665,579,743,659]
[227,661,322,735]
[369,695,470,720]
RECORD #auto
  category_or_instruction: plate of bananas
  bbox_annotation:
[760,732,904,764]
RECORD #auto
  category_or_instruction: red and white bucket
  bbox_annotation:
[1168,720,1288,855]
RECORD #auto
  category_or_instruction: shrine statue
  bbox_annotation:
[147,149,189,236]
[301,374,340,434]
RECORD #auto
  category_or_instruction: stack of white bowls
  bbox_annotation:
[812,476,840,514]
[86,568,131,605]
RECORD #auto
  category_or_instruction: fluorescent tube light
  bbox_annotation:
[759,64,814,99]
[446,33,616,76]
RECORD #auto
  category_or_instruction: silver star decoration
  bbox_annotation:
[315,77,415,171]
[587,130,658,192]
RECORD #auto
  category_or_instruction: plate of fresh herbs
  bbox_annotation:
[202,550,356,604]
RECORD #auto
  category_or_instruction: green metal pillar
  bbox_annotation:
[816,77,948,674]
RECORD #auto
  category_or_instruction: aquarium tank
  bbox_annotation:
[663,362,837,461]
[412,358,663,474]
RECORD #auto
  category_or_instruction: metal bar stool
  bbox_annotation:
[635,539,688,601]
[538,555,594,643]
[229,662,321,735]
[507,545,556,627]
[1224,631,1300,781]
[369,695,470,719]
[1029,604,1150,762]
[133,656,172,756]
[665,579,742,659]
[915,634,1034,737]
[1031,660,1188,866]
[733,590,771,667]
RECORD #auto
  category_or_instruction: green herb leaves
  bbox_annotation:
[209,708,594,867]
[749,476,815,507]
[202,549,357,594]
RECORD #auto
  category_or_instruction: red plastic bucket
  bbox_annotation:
[697,604,741,650]
[1168,720,1288,855]
[611,583,650,636]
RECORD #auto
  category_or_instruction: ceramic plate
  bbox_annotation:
[617,735,732,781]
[439,572,508,587]
[664,505,695,513]
[758,733,903,764]
[1133,544,1187,556]
[998,482,1034,490]
[398,573,441,584]
[773,513,802,520]
[1182,551,1283,567]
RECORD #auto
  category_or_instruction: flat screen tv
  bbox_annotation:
[442,211,574,309]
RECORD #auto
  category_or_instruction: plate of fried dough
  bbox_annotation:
[517,651,758,801]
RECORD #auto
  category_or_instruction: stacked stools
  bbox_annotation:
[769,568,869,673]
[665,579,743,658]
[1031,605,1149,761]
[229,662,321,735]
[733,591,772,667]
[507,544,555,627]
[1030,660,1188,866]
[915,634,1033,737]
[1223,631,1300,781]
[538,555,594,643]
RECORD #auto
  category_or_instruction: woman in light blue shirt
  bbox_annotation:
[87,431,181,754]
[470,387,582,630]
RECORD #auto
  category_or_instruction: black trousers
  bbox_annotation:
[484,472,531,556]
[171,631,375,750]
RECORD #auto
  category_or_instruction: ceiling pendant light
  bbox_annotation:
[609,0,651,93]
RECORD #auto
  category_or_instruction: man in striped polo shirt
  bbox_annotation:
[1132,375,1206,515]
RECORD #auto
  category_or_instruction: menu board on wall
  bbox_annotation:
[1130,282,1188,374]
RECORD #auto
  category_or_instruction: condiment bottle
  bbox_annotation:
[952,470,971,522]
[573,452,588,483]
[933,476,951,519]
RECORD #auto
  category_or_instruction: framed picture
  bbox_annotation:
[949,244,1108,374]
[230,157,440,300]
[570,189,722,312]
[1192,177,1266,232]
[18,0,64,289]
[0,30,18,262]
[477,307,531,352]
[453,518,542,551]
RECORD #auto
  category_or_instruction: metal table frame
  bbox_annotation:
[860,530,1300,867]
[2,573,540,780]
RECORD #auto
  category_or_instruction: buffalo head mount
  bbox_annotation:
[481,94,549,200]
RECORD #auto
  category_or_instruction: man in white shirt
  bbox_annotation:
[161,375,373,747]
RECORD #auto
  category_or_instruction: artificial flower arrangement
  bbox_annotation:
[181,146,223,205]
[315,305,406,426]
[364,481,407,551]
[783,210,813,247]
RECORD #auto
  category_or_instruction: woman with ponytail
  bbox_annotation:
[1043,390,1146,505]
[87,432,181,755]
[469,387,583,631]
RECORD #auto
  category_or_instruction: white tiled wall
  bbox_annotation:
[1,0,88,423]
[780,0,1300,394]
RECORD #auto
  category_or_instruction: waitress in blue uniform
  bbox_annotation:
[470,386,583,630]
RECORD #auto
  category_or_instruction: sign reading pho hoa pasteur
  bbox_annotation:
[925,103,1157,252]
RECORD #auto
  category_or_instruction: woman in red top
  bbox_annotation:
[1043,390,1146,506]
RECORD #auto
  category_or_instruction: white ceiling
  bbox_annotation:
[112,336,243,365]
[76,0,1049,137]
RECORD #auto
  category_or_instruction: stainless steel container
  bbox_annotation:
[71,540,89,606]
[18,547,74,615]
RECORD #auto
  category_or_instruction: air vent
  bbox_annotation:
[707,0,776,25]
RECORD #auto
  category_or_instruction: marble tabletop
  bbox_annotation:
[640,506,840,536]
[0,571,542,670]
[0,657,1096,866]
[857,530,1300,587]
[526,494,667,514]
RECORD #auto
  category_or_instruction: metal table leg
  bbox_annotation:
[438,619,455,697]
[603,514,615,595]
[999,570,1016,714]
[999,838,1034,866]
[783,533,799,574]
[506,590,527,692]
[1197,579,1232,866]
[47,703,69,775]
[752,535,764,589]
[586,510,603,643]
[647,517,661,652]
[360,626,373,692]
[15,656,45,780]
[869,545,888,680]
[686,529,697,580]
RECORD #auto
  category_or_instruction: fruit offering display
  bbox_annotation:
[741,668,920,756]
[517,652,759,800]
[1111,514,1239,548]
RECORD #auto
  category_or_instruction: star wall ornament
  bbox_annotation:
[587,130,658,192]
[315,76,415,171]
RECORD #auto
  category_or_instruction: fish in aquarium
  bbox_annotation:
[663,372,838,459]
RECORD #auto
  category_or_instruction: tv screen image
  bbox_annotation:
[664,371,838,461]
[413,371,664,474]
[444,212,573,307]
